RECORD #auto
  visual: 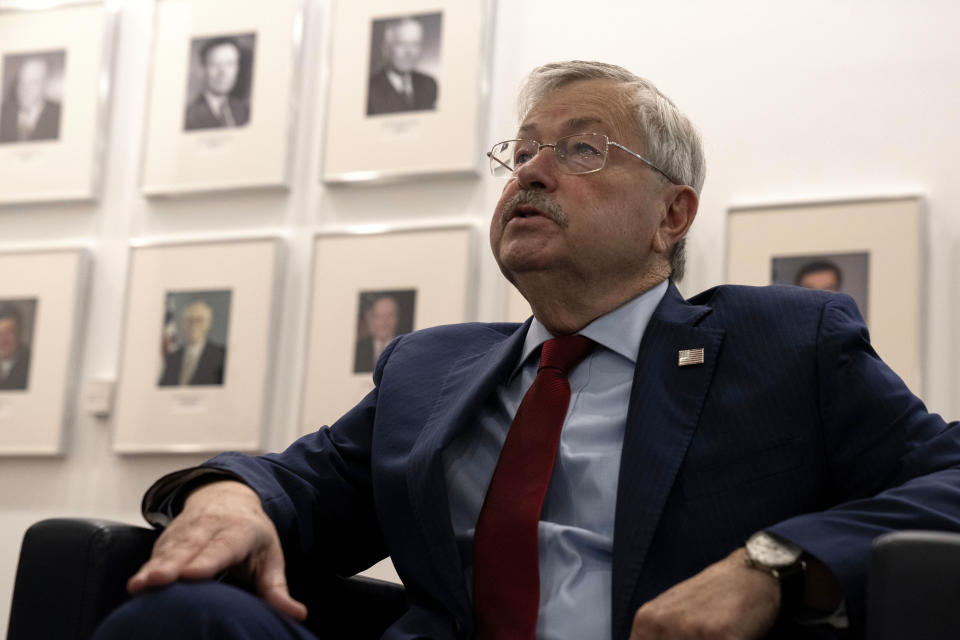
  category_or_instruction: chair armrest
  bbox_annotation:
[867,530,960,640]
[7,517,159,640]
[8,517,409,640]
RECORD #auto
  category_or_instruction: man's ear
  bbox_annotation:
[652,185,699,254]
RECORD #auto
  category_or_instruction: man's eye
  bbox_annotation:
[513,151,533,166]
[571,142,602,157]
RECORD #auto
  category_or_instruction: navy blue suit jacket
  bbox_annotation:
[205,283,960,639]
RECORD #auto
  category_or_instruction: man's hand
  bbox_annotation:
[630,548,779,640]
[127,479,307,621]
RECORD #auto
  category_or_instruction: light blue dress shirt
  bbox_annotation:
[442,280,669,640]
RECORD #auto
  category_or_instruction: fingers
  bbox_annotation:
[256,540,308,621]
[128,522,244,593]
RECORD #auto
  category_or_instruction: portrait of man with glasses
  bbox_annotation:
[96,61,960,640]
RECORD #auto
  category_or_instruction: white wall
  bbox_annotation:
[3,0,960,630]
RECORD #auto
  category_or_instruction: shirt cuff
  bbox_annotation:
[141,466,246,528]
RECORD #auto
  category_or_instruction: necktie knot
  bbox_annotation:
[539,335,594,375]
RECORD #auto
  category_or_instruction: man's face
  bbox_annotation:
[0,318,20,360]
[16,59,48,109]
[798,269,840,292]
[203,43,240,96]
[367,297,399,342]
[490,79,668,289]
[385,21,424,73]
[181,304,212,347]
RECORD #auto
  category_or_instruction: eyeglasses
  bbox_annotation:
[487,132,679,184]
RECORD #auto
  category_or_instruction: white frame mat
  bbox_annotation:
[726,196,924,393]
[321,0,493,183]
[0,2,114,204]
[0,248,88,455]
[299,225,473,435]
[140,0,304,195]
[113,236,282,453]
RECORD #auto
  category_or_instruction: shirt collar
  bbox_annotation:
[511,278,669,379]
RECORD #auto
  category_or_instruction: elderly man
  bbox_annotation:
[366,16,438,116]
[0,304,31,391]
[158,300,226,387]
[0,55,62,143]
[184,37,250,131]
[96,61,960,640]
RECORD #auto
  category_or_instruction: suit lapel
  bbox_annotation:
[611,283,725,639]
[405,321,529,623]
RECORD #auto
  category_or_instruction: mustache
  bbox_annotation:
[500,191,568,228]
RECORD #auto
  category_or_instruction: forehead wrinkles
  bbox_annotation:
[519,81,641,146]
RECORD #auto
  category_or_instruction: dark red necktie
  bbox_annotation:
[473,334,595,639]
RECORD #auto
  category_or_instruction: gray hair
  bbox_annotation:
[517,61,705,282]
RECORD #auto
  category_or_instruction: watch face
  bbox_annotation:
[747,532,802,568]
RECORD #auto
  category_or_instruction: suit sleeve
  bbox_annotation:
[767,295,960,619]
[190,339,403,576]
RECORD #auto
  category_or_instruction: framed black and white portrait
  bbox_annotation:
[0,50,66,144]
[113,237,282,453]
[141,0,303,195]
[726,196,924,392]
[183,33,256,132]
[322,0,493,183]
[0,3,113,204]
[366,13,442,117]
[300,226,473,434]
[0,248,88,456]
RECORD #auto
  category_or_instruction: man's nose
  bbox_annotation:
[515,146,559,192]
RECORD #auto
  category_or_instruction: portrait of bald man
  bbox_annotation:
[366,13,441,116]
[184,34,255,131]
[158,296,229,387]
[0,51,65,144]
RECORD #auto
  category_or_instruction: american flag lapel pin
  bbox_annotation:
[678,348,705,367]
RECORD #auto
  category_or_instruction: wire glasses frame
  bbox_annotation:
[486,133,680,184]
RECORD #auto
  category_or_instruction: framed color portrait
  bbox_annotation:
[322,0,494,183]
[726,196,924,392]
[0,248,89,455]
[0,3,114,204]
[140,0,303,195]
[113,237,282,453]
[299,225,473,434]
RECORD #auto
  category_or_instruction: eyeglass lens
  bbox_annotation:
[489,134,607,176]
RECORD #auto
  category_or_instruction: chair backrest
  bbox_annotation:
[868,530,960,640]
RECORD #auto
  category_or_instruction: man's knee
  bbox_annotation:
[92,581,298,640]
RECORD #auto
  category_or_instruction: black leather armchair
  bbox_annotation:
[6,518,408,640]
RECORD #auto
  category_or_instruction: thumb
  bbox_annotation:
[256,542,308,621]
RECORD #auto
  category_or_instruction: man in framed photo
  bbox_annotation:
[184,36,251,131]
[0,53,63,143]
[795,259,843,292]
[100,61,960,640]
[353,293,401,374]
[366,16,438,116]
[0,303,32,391]
[158,300,226,387]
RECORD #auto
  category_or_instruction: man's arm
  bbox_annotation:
[128,479,307,620]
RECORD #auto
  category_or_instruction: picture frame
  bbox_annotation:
[299,225,474,435]
[140,0,304,195]
[113,236,283,453]
[0,248,89,455]
[0,1,115,205]
[726,196,924,392]
[321,0,494,184]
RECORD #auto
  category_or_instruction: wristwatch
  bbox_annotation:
[744,531,806,616]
